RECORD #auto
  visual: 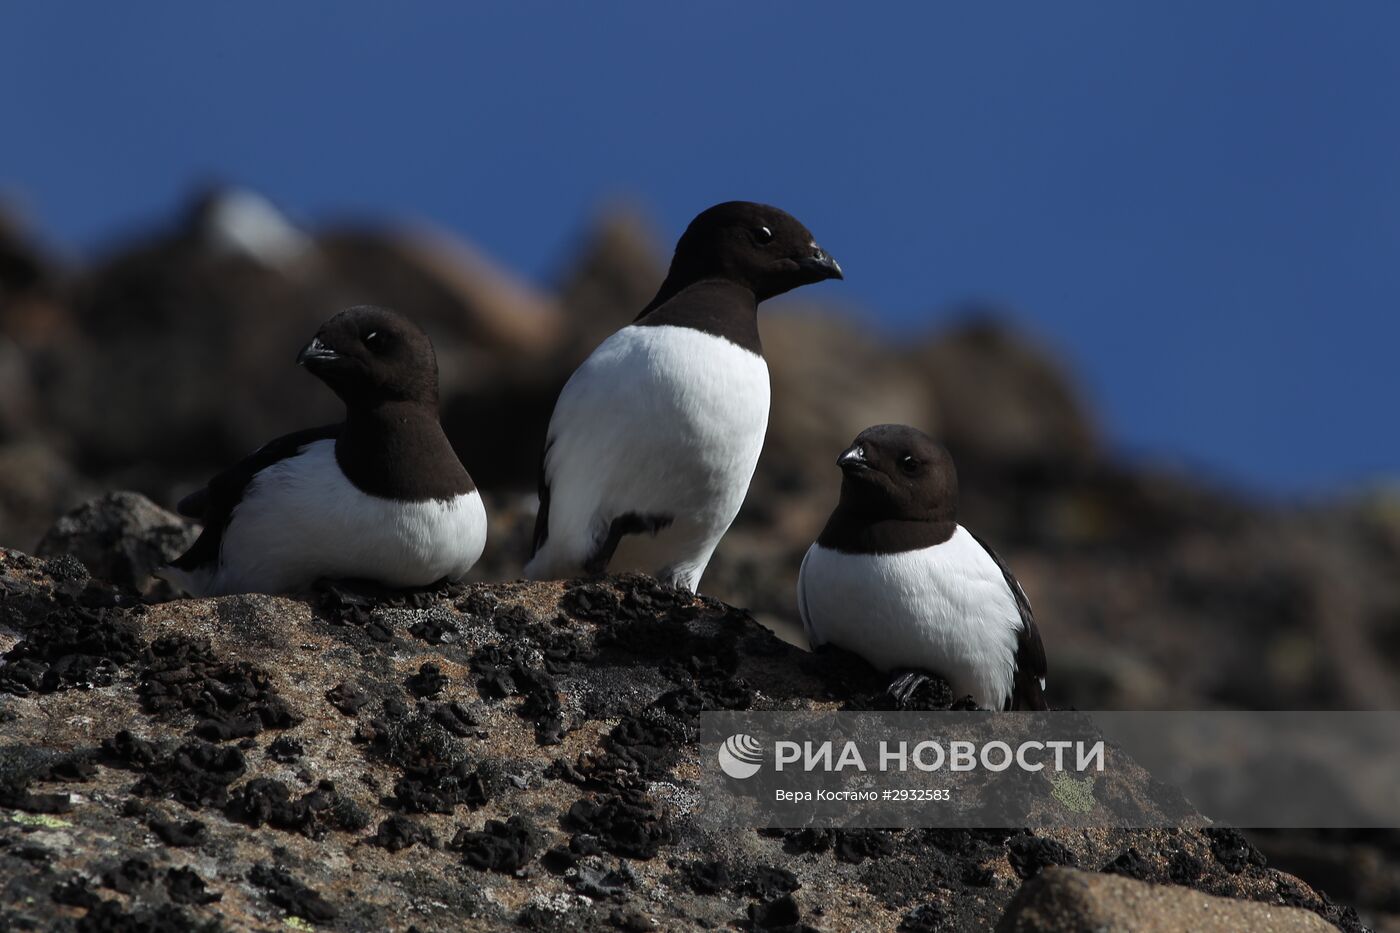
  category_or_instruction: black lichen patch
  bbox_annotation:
[223,778,368,838]
[405,662,449,698]
[742,866,800,900]
[357,709,492,814]
[590,707,693,783]
[450,815,541,873]
[249,863,338,924]
[769,828,898,865]
[489,603,595,675]
[265,736,304,762]
[359,706,464,768]
[565,790,678,860]
[138,634,301,741]
[52,877,102,909]
[835,830,898,864]
[427,700,479,737]
[860,855,944,909]
[130,741,247,810]
[1101,846,1155,881]
[100,729,159,770]
[393,757,490,814]
[677,859,734,895]
[563,575,699,630]
[897,903,948,933]
[963,863,996,888]
[326,681,371,715]
[743,893,816,933]
[1166,848,1206,884]
[166,866,222,905]
[0,774,72,814]
[572,578,749,688]
[469,641,565,745]
[76,900,224,933]
[572,862,636,900]
[369,814,439,852]
[408,611,461,645]
[560,681,746,797]
[0,578,141,696]
[310,582,400,643]
[1007,834,1078,879]
[1203,827,1267,874]
[312,578,468,645]
[102,856,156,894]
[148,815,208,847]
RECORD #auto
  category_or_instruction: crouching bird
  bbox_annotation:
[525,201,843,592]
[798,425,1048,710]
[164,305,486,596]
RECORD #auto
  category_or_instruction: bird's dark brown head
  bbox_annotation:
[297,305,439,408]
[661,201,843,302]
[835,424,958,523]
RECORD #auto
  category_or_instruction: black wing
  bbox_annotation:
[170,424,340,570]
[967,530,1049,711]
[528,439,552,560]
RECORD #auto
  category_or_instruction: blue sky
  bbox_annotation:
[4,2,1398,496]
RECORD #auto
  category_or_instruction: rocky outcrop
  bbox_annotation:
[995,867,1339,932]
[2,190,1399,926]
[0,546,1363,932]
[35,492,195,591]
[913,315,1099,474]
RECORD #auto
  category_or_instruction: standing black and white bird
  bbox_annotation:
[525,201,843,591]
[164,305,486,597]
[797,425,1048,710]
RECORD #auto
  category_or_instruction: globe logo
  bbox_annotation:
[717,733,764,779]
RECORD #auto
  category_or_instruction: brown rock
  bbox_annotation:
[35,491,196,590]
[996,866,1339,932]
[914,315,1098,470]
[0,540,1363,933]
[763,308,937,493]
[556,204,664,352]
[316,223,564,384]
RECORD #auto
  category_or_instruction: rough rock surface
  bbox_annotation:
[914,316,1099,471]
[996,866,1339,932]
[2,190,1398,927]
[35,492,196,591]
[0,547,1364,932]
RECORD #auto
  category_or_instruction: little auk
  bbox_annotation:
[164,305,486,596]
[525,201,842,591]
[798,424,1048,710]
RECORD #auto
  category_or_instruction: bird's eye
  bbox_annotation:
[364,331,381,347]
[899,455,920,473]
[755,226,773,245]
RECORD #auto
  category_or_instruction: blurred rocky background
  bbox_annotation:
[3,189,1400,928]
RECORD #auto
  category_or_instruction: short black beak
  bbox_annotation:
[799,244,843,281]
[837,443,868,471]
[297,337,340,366]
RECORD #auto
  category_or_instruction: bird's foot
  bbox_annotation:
[884,670,953,711]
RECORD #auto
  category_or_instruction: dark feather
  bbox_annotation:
[176,487,209,520]
[170,424,339,571]
[528,440,552,560]
[966,530,1049,711]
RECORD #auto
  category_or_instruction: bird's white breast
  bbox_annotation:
[204,439,486,595]
[798,526,1021,709]
[537,324,770,586]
